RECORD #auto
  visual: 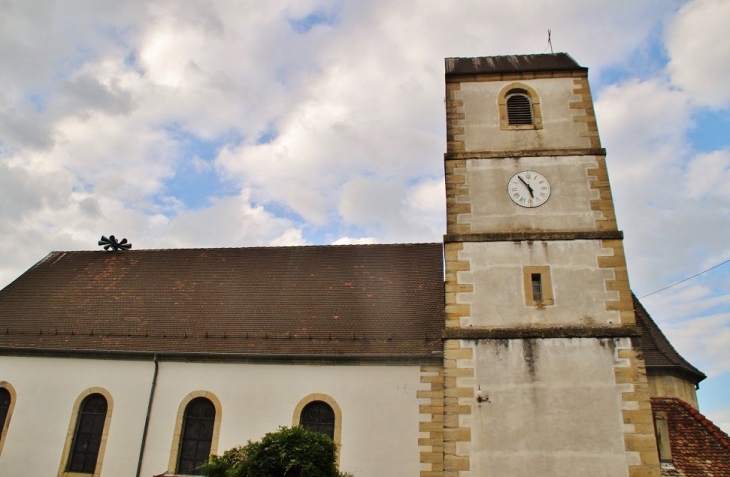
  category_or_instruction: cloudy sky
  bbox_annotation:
[1,0,729,427]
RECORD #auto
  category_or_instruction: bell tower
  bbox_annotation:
[441,54,660,476]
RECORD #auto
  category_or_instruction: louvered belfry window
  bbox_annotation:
[67,394,108,473]
[177,397,215,475]
[506,90,533,125]
[300,401,335,440]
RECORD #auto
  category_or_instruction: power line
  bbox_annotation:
[640,257,730,299]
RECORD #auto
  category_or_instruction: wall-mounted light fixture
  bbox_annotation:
[476,385,489,403]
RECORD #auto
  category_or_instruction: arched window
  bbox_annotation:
[506,89,533,125]
[0,388,10,436]
[67,393,108,473]
[292,394,342,465]
[498,83,542,130]
[0,383,16,457]
[176,397,216,475]
[300,401,335,440]
[0,387,10,451]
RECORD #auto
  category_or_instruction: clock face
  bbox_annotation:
[508,171,551,208]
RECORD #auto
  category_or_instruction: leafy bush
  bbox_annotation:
[204,426,352,477]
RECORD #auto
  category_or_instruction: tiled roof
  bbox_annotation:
[0,244,445,360]
[652,397,730,476]
[633,294,706,384]
[445,53,585,76]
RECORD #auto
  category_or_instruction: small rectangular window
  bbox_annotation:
[654,413,673,465]
[523,266,553,307]
[531,274,542,301]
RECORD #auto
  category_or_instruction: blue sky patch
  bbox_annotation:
[688,109,730,153]
[288,9,340,34]
[304,222,371,245]
[124,50,141,71]
[257,125,279,144]
[163,160,229,210]
[594,25,669,91]
[260,200,305,224]
[26,93,46,113]
[162,126,241,210]
[699,371,730,417]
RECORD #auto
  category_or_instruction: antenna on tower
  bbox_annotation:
[547,29,553,54]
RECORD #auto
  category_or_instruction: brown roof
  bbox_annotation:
[445,53,585,76]
[633,294,706,385]
[652,397,730,477]
[0,244,445,360]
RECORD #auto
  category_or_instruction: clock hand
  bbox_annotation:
[518,176,535,198]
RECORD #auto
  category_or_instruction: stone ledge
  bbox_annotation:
[444,230,623,243]
[445,70,588,82]
[444,148,606,160]
[0,347,444,365]
[443,325,641,340]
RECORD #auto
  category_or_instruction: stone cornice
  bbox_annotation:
[0,347,443,365]
[444,148,606,160]
[444,230,623,243]
[443,325,641,340]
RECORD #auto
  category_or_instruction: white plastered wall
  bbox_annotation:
[456,77,591,152]
[458,240,620,327]
[464,338,629,477]
[461,156,601,233]
[0,357,152,477]
[0,356,424,477]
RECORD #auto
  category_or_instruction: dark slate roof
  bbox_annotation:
[652,397,730,477]
[0,244,445,360]
[445,53,586,76]
[633,294,706,385]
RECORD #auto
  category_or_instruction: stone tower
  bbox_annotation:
[441,54,661,476]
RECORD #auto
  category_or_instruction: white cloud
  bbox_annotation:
[684,150,730,200]
[594,60,730,397]
[708,408,730,436]
[331,236,379,245]
[271,228,307,246]
[338,177,402,227]
[405,177,446,233]
[595,78,730,295]
[159,192,297,248]
[666,0,730,107]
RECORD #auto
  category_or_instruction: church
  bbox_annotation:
[0,53,728,477]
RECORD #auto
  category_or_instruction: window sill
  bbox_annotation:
[504,124,537,130]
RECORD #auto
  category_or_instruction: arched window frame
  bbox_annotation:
[498,83,543,130]
[58,387,113,477]
[292,393,342,465]
[168,391,222,475]
[0,382,16,457]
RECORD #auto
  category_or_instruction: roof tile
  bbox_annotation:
[445,53,585,76]
[634,294,705,384]
[0,244,445,359]
[653,397,730,477]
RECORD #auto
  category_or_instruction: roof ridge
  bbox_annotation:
[46,242,443,254]
[444,53,586,76]
[445,52,572,60]
[0,242,446,358]
[654,397,730,450]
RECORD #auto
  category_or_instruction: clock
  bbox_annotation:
[508,171,551,208]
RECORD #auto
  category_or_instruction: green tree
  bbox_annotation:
[203,426,352,477]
